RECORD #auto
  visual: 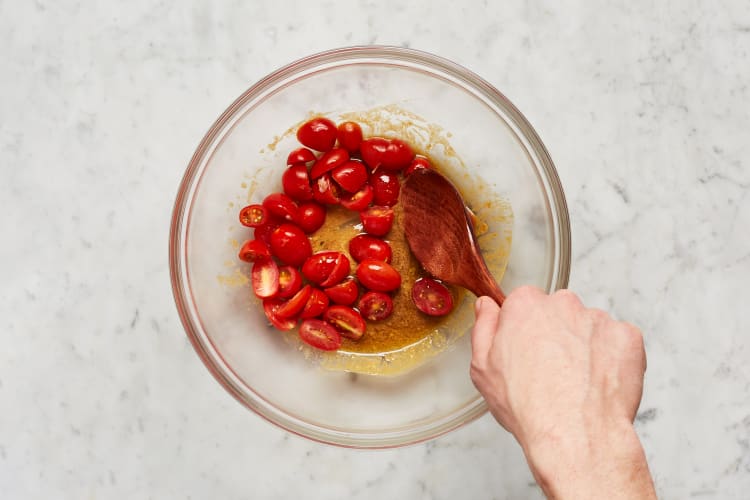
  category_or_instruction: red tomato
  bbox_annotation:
[302,251,350,286]
[355,259,401,292]
[238,239,272,263]
[253,221,278,245]
[404,155,431,176]
[294,202,326,233]
[324,278,359,306]
[348,234,392,263]
[299,319,342,351]
[277,265,303,298]
[411,277,453,316]
[340,184,374,211]
[337,121,363,152]
[360,206,394,236]
[252,259,280,298]
[358,291,394,321]
[239,204,268,228]
[262,193,298,222]
[312,174,341,205]
[275,284,313,319]
[297,117,337,152]
[269,223,312,266]
[301,288,329,319]
[263,298,297,331]
[286,147,316,166]
[370,171,400,206]
[323,305,366,340]
[360,137,389,169]
[282,165,313,202]
[331,160,368,193]
[309,148,349,179]
[380,138,414,171]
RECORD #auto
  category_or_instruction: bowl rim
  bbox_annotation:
[169,45,571,448]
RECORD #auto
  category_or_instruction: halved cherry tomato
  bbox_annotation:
[239,204,267,228]
[356,259,401,292]
[301,288,329,319]
[262,193,298,222]
[277,265,303,299]
[254,221,278,245]
[370,171,400,206]
[287,147,316,166]
[324,278,359,306]
[263,298,297,331]
[312,174,341,205]
[282,165,313,202]
[360,206,394,236]
[299,319,342,350]
[404,155,431,176]
[348,234,392,263]
[238,239,272,262]
[337,121,363,152]
[340,184,374,211]
[252,259,280,298]
[294,202,326,233]
[309,148,349,179]
[297,117,337,152]
[411,277,453,316]
[302,251,350,286]
[269,223,312,266]
[360,137,389,169]
[358,291,394,321]
[323,305,366,340]
[381,138,414,171]
[331,160,368,193]
[275,284,312,319]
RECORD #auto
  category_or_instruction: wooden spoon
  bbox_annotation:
[401,168,505,305]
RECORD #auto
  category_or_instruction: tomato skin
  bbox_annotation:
[282,165,313,202]
[287,147,316,166]
[340,184,374,211]
[277,265,303,298]
[275,284,313,319]
[411,277,454,316]
[331,160,368,193]
[263,298,297,331]
[310,148,349,179]
[297,117,338,152]
[300,288,329,319]
[294,202,326,233]
[312,174,341,205]
[239,204,268,228]
[380,138,414,171]
[254,221,278,245]
[404,155,431,176]
[324,278,359,306]
[337,121,364,152]
[370,171,400,206]
[302,251,350,286]
[356,259,401,292]
[239,239,272,263]
[262,193,298,222]
[269,223,312,266]
[348,234,392,263]
[252,259,280,298]
[360,206,395,236]
[323,305,366,340]
[360,137,389,169]
[358,291,394,321]
[299,319,342,350]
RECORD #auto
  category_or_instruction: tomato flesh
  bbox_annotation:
[358,291,394,321]
[340,184,374,211]
[411,277,453,316]
[275,284,313,319]
[252,259,280,298]
[323,305,366,340]
[370,171,400,206]
[324,278,359,306]
[299,319,342,350]
[302,251,350,287]
[297,117,337,152]
[355,259,401,292]
[348,234,392,263]
[301,288,329,319]
[239,204,267,228]
[360,206,395,236]
[239,239,272,263]
[269,223,312,266]
[312,174,341,205]
[282,165,313,202]
[263,298,297,331]
[277,265,303,298]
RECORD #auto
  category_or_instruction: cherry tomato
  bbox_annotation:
[340,184,374,211]
[411,277,453,316]
[380,138,414,171]
[299,319,342,351]
[323,305,366,340]
[331,160,368,193]
[358,291,394,321]
[277,265,303,298]
[312,174,341,205]
[269,223,312,266]
[262,193,298,222]
[287,147,316,166]
[355,259,401,292]
[324,278,359,306]
[297,117,337,152]
[348,234,392,263]
[404,155,431,176]
[310,148,349,179]
[302,251,350,286]
[360,137,389,169]
[263,298,297,331]
[360,206,394,236]
[370,171,400,206]
[282,165,313,202]
[253,221,278,245]
[337,121,363,152]
[239,204,268,228]
[301,288,329,319]
[294,202,326,233]
[238,239,272,263]
[275,284,313,319]
[252,259,280,298]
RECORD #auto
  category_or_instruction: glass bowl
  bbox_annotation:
[169,46,570,448]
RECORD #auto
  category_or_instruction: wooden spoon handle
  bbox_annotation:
[470,270,506,306]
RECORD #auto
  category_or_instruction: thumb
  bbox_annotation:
[471,296,502,362]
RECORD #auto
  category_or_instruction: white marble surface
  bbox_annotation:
[2,0,749,498]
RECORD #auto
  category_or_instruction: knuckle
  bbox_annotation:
[507,285,543,305]
[553,288,582,307]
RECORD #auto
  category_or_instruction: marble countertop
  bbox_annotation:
[2,1,749,498]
